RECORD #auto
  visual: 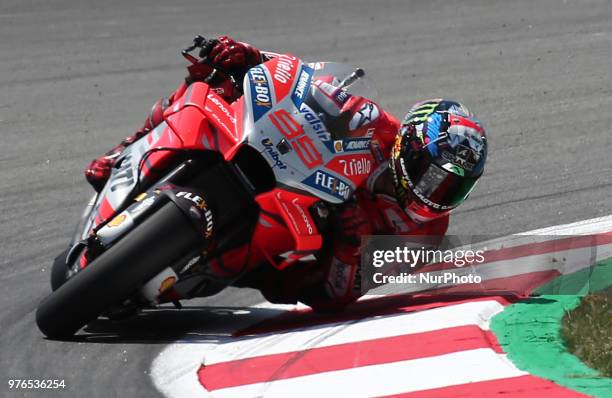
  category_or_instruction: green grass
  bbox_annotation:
[561,289,612,378]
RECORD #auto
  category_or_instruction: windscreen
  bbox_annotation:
[309,61,380,104]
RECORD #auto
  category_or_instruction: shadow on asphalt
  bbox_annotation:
[67,306,288,344]
[234,293,525,337]
[58,293,531,344]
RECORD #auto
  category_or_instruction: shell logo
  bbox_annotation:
[108,214,126,228]
[159,276,177,294]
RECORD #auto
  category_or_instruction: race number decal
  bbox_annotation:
[269,108,302,139]
[269,109,323,168]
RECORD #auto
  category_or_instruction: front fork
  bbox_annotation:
[93,183,215,304]
[62,159,218,301]
[69,154,258,306]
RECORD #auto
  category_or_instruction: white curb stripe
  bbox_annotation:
[201,300,503,365]
[151,343,217,398]
[209,349,526,398]
[518,214,612,235]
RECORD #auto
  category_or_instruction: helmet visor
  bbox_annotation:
[402,158,478,211]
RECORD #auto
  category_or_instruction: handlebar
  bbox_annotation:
[338,68,365,90]
[181,35,242,92]
[181,35,215,64]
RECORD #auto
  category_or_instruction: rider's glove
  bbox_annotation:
[85,149,122,192]
[208,35,262,71]
[84,132,144,192]
[334,200,372,249]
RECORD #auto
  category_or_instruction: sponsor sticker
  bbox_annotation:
[334,89,350,105]
[326,257,351,297]
[441,145,475,172]
[110,152,135,193]
[176,191,214,236]
[349,102,380,130]
[291,66,313,108]
[261,138,288,169]
[344,138,371,151]
[405,100,440,124]
[292,198,314,235]
[108,214,126,228]
[441,162,465,176]
[274,54,297,84]
[299,103,332,142]
[248,66,272,121]
[159,276,177,294]
[303,170,353,201]
[177,191,205,208]
[130,196,155,217]
[203,208,213,238]
[339,157,372,176]
[206,93,236,125]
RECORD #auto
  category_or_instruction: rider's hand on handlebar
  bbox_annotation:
[85,151,120,192]
[84,133,138,192]
[334,200,372,249]
[208,35,262,71]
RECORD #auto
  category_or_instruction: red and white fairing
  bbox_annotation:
[79,55,377,271]
[241,54,374,204]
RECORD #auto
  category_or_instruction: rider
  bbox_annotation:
[85,35,488,311]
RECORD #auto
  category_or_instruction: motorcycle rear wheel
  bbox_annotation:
[36,202,202,339]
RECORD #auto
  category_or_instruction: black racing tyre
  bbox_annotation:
[36,202,201,339]
[50,247,71,291]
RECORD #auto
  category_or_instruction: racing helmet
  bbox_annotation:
[389,99,487,223]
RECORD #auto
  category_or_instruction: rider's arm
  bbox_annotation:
[298,200,373,311]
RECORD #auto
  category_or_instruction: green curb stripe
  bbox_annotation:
[491,259,612,398]
[535,258,612,296]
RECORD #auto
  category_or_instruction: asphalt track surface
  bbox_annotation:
[1,0,611,397]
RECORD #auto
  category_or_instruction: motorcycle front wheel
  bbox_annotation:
[36,202,202,339]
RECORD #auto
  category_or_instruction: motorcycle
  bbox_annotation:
[36,36,378,339]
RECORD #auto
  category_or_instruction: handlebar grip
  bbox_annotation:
[338,68,365,89]
[181,35,216,64]
[198,39,218,59]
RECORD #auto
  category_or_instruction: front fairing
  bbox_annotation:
[240,55,378,204]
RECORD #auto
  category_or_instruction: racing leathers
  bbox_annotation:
[84,35,449,311]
